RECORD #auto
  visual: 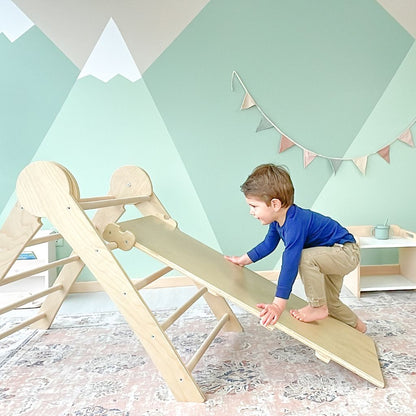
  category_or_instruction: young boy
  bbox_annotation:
[225,163,366,333]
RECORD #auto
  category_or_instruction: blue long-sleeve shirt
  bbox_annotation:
[247,204,355,299]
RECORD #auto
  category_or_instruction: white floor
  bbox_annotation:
[57,277,303,315]
[58,276,357,315]
[5,276,356,319]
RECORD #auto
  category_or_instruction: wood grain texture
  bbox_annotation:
[0,203,42,280]
[120,215,385,388]
[3,161,384,403]
[13,161,206,402]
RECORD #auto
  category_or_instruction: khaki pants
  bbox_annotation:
[298,242,360,327]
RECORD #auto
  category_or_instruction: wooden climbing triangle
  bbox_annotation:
[0,161,384,402]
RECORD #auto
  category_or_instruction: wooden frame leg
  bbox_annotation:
[201,288,244,332]
[0,203,42,279]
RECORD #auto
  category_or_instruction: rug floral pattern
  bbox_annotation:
[1,291,416,416]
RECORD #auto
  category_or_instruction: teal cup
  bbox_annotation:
[373,225,390,240]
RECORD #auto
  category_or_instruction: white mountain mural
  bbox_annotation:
[78,18,141,82]
[0,0,33,42]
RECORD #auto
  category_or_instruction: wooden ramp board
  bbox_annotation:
[119,216,385,388]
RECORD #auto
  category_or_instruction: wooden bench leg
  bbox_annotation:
[315,350,331,364]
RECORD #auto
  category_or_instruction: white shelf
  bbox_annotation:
[360,274,416,292]
[345,225,416,297]
[359,236,416,249]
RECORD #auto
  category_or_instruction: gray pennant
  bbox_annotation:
[256,116,274,132]
[329,159,342,174]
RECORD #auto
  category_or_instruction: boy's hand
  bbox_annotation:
[257,297,287,327]
[224,253,252,266]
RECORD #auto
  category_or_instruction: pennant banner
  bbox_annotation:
[256,116,274,132]
[240,93,256,110]
[398,129,414,147]
[279,135,295,153]
[377,145,390,163]
[353,156,368,175]
[304,150,317,168]
[232,70,416,176]
[329,159,343,174]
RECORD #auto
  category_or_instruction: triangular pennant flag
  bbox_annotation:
[329,159,342,174]
[377,145,390,163]
[353,156,368,175]
[240,93,256,110]
[279,135,295,153]
[397,129,414,147]
[303,150,317,168]
[256,116,274,132]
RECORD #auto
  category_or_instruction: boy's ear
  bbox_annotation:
[270,198,282,210]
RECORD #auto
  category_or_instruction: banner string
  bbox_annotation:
[231,70,415,174]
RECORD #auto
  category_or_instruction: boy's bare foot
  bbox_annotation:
[290,305,328,322]
[355,318,367,333]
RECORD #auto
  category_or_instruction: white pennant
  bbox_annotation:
[240,93,256,110]
[398,129,414,147]
[303,150,317,167]
[353,156,368,175]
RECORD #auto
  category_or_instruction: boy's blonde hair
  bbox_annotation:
[241,164,294,207]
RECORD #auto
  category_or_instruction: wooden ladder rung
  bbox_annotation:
[0,255,80,286]
[133,266,172,290]
[186,313,229,372]
[0,285,63,315]
[27,233,62,247]
[79,195,151,210]
[0,313,46,341]
[161,287,208,331]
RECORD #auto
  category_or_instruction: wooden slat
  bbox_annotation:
[27,233,62,247]
[0,285,63,314]
[79,195,151,210]
[79,196,115,202]
[134,266,173,290]
[187,313,229,372]
[0,313,46,340]
[161,287,208,331]
[0,255,80,287]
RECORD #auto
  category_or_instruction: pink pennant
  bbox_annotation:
[398,129,414,147]
[377,145,390,163]
[279,135,295,153]
[240,93,256,110]
[303,150,317,167]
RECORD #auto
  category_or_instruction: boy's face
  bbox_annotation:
[245,196,279,225]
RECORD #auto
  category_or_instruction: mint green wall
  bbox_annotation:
[1,0,415,279]
[19,76,221,280]
[144,0,414,269]
[0,27,78,209]
[312,42,416,266]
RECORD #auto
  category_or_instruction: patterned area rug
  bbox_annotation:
[1,291,415,416]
